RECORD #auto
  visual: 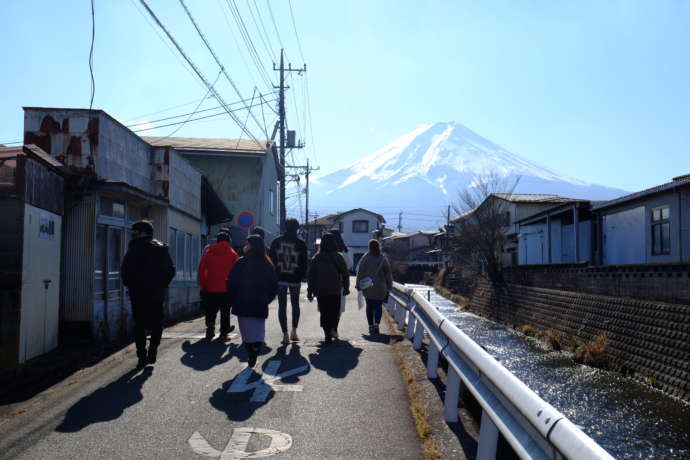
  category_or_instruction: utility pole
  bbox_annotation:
[273,49,306,233]
[286,159,319,248]
[398,211,403,233]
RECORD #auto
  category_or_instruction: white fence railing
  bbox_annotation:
[387,282,614,460]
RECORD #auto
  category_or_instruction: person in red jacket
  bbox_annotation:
[199,232,239,341]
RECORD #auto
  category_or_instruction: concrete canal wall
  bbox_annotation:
[465,276,690,402]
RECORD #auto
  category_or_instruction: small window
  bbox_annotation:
[651,206,671,255]
[352,220,369,233]
[100,198,125,218]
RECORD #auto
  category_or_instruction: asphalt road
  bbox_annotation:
[0,285,421,459]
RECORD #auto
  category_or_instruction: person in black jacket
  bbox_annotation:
[227,235,278,367]
[269,218,308,344]
[121,220,175,368]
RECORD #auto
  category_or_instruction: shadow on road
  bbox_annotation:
[55,367,153,433]
[180,339,236,371]
[361,332,399,344]
[308,340,362,378]
[209,343,310,422]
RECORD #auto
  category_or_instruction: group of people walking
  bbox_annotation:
[121,218,392,369]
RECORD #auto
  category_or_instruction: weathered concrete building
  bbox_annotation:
[142,136,280,245]
[22,108,229,342]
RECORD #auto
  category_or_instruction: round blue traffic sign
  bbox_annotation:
[238,211,255,229]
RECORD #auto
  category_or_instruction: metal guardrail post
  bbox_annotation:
[477,410,500,460]
[413,318,424,350]
[427,342,440,379]
[444,366,461,422]
[406,311,416,339]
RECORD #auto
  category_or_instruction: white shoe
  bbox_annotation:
[290,329,299,341]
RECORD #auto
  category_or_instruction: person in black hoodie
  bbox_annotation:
[269,218,308,344]
[121,220,175,368]
[227,235,278,367]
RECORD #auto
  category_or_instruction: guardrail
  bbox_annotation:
[387,282,614,460]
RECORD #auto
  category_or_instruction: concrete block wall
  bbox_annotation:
[469,279,690,401]
[504,263,690,305]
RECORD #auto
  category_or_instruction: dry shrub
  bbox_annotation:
[574,333,610,368]
[543,329,562,351]
[434,286,469,310]
[520,324,536,336]
[433,267,448,287]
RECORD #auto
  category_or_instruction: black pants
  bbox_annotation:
[278,284,301,332]
[204,292,231,334]
[317,295,341,338]
[131,296,164,358]
[366,298,384,326]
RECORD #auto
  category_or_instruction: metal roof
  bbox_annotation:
[305,208,387,226]
[592,175,690,211]
[493,193,575,203]
[0,144,73,174]
[141,136,271,154]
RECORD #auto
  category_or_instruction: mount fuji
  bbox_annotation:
[306,122,626,231]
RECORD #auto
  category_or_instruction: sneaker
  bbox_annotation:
[331,329,339,340]
[324,336,333,344]
[290,329,299,342]
[221,333,232,342]
[205,328,214,341]
[373,324,380,334]
[136,357,147,369]
[368,324,375,334]
[281,332,290,344]
[147,349,157,364]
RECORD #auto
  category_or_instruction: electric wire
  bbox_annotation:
[132,98,276,133]
[154,71,222,140]
[287,0,305,63]
[138,0,261,144]
[125,92,276,128]
[265,0,285,51]
[217,0,263,93]
[246,0,276,62]
[179,0,269,138]
[88,0,96,112]
[225,0,274,89]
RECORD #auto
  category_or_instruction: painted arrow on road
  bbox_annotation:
[226,360,309,403]
[188,428,292,459]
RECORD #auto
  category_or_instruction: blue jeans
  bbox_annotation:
[365,298,383,326]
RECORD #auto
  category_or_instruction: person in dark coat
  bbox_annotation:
[121,220,175,368]
[227,235,278,367]
[307,233,350,344]
[269,218,308,344]
[199,232,239,341]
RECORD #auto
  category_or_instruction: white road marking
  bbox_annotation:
[189,428,292,459]
[226,360,309,402]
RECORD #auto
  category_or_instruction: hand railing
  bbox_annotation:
[387,282,614,460]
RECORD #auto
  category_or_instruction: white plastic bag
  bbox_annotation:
[357,290,366,310]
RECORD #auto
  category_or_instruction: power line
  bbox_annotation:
[225,0,274,89]
[88,0,96,112]
[287,0,305,63]
[247,0,276,62]
[217,0,263,92]
[154,71,222,140]
[138,0,261,143]
[179,0,268,138]
[126,92,275,127]
[132,98,277,133]
[265,0,285,51]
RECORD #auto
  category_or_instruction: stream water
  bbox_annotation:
[408,285,690,459]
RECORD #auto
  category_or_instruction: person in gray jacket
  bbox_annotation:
[355,239,393,335]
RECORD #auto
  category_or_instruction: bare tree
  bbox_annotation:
[450,171,520,282]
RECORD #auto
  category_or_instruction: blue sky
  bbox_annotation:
[2,0,690,194]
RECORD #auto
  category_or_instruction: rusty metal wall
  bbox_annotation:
[60,195,97,322]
